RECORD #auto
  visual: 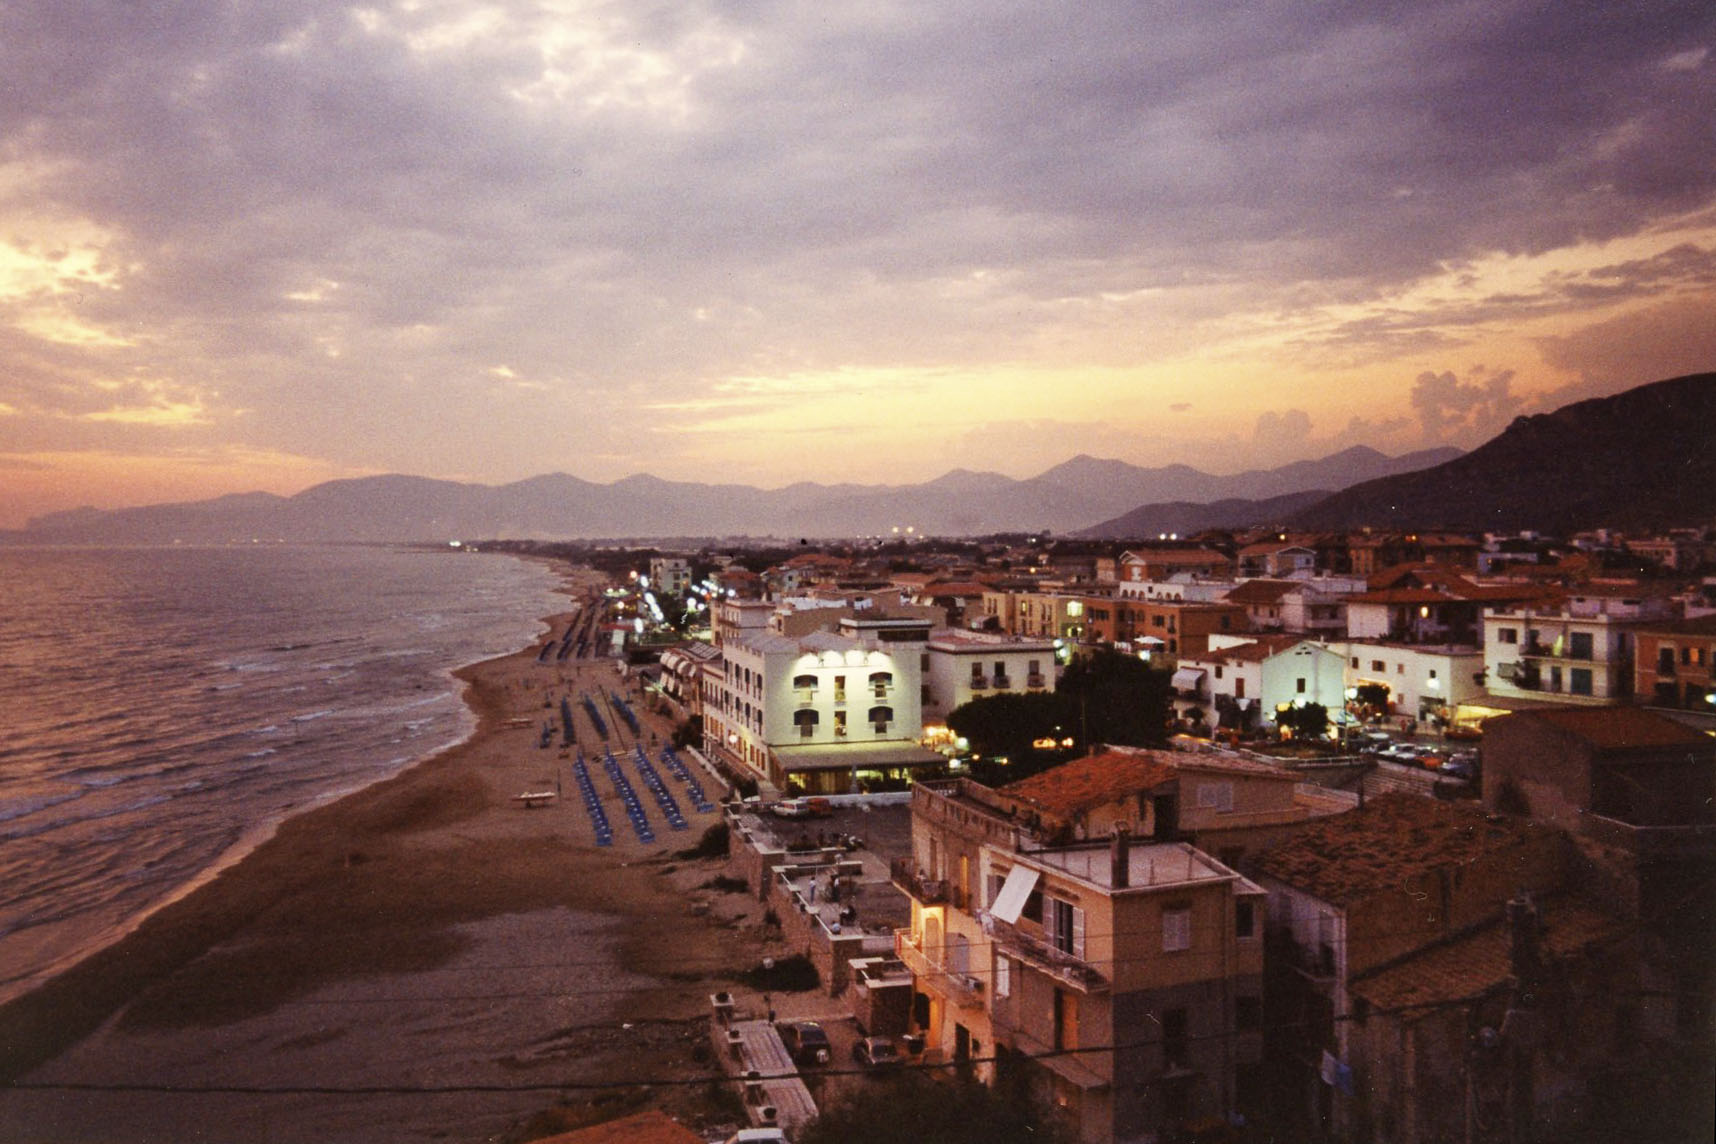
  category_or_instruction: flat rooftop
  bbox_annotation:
[1020,839,1240,892]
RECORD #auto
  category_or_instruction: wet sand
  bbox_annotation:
[0,570,778,1143]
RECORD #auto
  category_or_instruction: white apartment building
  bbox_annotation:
[647,555,692,596]
[922,629,1058,719]
[1329,639,1487,725]
[701,622,938,795]
[1483,591,1677,705]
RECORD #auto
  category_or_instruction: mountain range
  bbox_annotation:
[9,371,1711,544]
[9,445,1459,545]
[1287,371,1716,533]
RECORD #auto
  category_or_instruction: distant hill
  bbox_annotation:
[1079,490,1334,540]
[1289,372,1716,532]
[4,444,1461,545]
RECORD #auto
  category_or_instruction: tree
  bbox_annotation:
[1056,647,1173,749]
[947,692,1066,763]
[1275,701,1329,740]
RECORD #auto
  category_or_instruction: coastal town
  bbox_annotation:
[2,521,1713,1144]
[461,522,1714,1144]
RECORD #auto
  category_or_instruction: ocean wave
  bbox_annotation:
[0,789,84,825]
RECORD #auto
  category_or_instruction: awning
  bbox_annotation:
[989,864,1041,925]
[1138,636,1167,647]
[1171,667,1206,690]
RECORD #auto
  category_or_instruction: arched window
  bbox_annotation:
[868,705,893,733]
[793,708,820,738]
[868,670,893,698]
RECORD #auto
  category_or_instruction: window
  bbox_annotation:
[793,709,819,738]
[994,954,1011,998]
[834,675,847,702]
[1236,899,1257,940]
[1371,660,1386,672]
[1570,632,1594,660]
[1234,678,1245,699]
[1163,906,1192,952]
[1021,887,1044,924]
[1499,627,1518,644]
[1197,781,1234,811]
[868,705,893,733]
[1570,667,1594,696]
[971,662,984,681]
[1296,677,1307,694]
[1049,897,1085,959]
[1350,656,1359,668]
[1214,665,1224,680]
[1397,663,1406,674]
[834,710,847,736]
[1428,669,1438,681]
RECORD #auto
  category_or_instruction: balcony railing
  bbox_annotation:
[987,915,1108,993]
[895,930,985,1009]
[969,676,989,691]
[1026,673,1047,689]
[890,857,948,905]
[993,674,1012,689]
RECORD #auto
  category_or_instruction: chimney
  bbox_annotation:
[1110,824,1131,889]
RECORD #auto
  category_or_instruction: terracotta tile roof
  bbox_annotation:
[1636,614,1716,636]
[1255,794,1558,906]
[999,749,1178,818]
[1198,635,1303,664]
[1346,587,1460,605]
[532,1110,705,1144]
[1495,705,1715,751]
[1351,899,1623,1010]
[1223,579,1298,605]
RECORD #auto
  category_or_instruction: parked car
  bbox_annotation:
[804,796,834,818]
[852,1035,902,1068]
[777,1020,833,1066]
[770,798,810,819]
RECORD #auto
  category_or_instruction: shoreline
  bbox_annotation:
[0,564,771,1143]
[0,550,566,1011]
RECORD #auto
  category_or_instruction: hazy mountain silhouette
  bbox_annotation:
[8,443,1460,544]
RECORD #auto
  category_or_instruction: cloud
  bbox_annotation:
[1535,294,1716,400]
[1409,366,1525,439]
[1252,408,1313,447]
[0,1,1713,505]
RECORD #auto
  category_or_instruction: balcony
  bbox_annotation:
[969,676,990,691]
[895,930,985,1009]
[1026,673,1047,690]
[993,674,1012,690]
[889,857,948,905]
[988,916,1108,993]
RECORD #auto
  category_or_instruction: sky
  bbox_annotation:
[2,1,1714,528]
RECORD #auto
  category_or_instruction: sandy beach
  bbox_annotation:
[0,567,780,1143]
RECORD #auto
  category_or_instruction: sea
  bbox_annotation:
[0,544,566,1005]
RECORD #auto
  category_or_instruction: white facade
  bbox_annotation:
[1260,641,1351,729]
[1331,640,1486,721]
[1482,595,1674,705]
[923,630,1058,717]
[647,556,692,595]
[701,630,924,784]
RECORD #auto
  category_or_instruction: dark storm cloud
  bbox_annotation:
[1,0,1713,479]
